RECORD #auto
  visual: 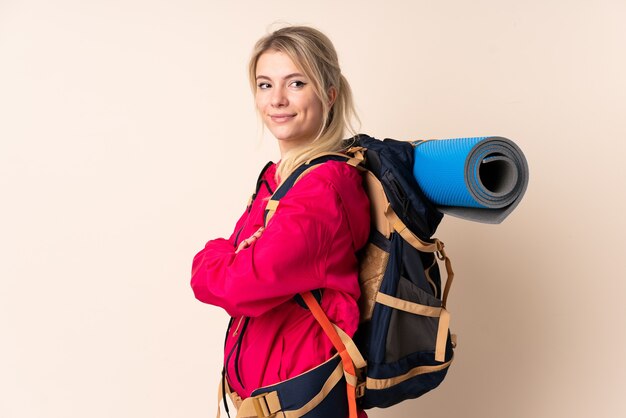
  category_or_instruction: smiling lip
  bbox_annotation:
[269,113,296,123]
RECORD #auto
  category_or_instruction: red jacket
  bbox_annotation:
[191,160,370,399]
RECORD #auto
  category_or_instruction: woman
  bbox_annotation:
[191,26,370,417]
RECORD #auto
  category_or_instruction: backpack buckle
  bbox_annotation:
[251,393,279,417]
[346,147,365,168]
[252,396,269,417]
[434,240,447,260]
[356,382,366,398]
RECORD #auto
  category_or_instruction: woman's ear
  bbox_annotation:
[328,86,337,107]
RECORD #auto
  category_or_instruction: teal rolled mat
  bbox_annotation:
[412,136,529,224]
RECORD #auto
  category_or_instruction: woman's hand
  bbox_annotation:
[235,227,265,253]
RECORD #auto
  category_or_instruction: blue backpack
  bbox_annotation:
[230,134,455,418]
[347,134,455,409]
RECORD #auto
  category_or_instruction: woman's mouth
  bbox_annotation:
[269,113,296,123]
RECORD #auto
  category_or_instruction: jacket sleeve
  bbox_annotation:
[190,167,357,318]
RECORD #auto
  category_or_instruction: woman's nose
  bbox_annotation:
[271,87,288,107]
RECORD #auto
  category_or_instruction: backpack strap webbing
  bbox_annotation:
[301,291,363,418]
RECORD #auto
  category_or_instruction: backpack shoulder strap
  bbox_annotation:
[263,154,351,226]
[260,152,369,418]
[235,161,276,246]
[247,161,275,206]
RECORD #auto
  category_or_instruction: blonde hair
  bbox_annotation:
[248,25,359,183]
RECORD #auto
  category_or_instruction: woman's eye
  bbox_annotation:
[290,80,306,88]
[258,82,271,89]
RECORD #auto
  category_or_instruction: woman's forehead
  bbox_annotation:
[256,50,305,78]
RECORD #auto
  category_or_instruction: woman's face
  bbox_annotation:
[254,50,325,155]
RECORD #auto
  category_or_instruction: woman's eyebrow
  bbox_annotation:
[256,73,306,81]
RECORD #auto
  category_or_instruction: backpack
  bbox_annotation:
[261,134,456,416]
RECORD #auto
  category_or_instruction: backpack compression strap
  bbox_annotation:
[301,292,365,418]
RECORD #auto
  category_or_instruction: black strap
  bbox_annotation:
[256,161,274,187]
[294,289,323,309]
[253,161,275,201]
[234,162,275,246]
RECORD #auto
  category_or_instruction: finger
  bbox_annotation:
[235,240,248,253]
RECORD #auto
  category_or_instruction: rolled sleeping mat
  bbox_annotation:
[412,136,529,224]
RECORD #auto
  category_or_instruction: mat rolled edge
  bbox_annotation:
[414,136,529,224]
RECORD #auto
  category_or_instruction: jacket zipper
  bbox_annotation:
[224,318,239,387]
[232,316,244,337]
[225,316,249,389]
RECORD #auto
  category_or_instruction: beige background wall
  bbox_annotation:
[1,1,625,417]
